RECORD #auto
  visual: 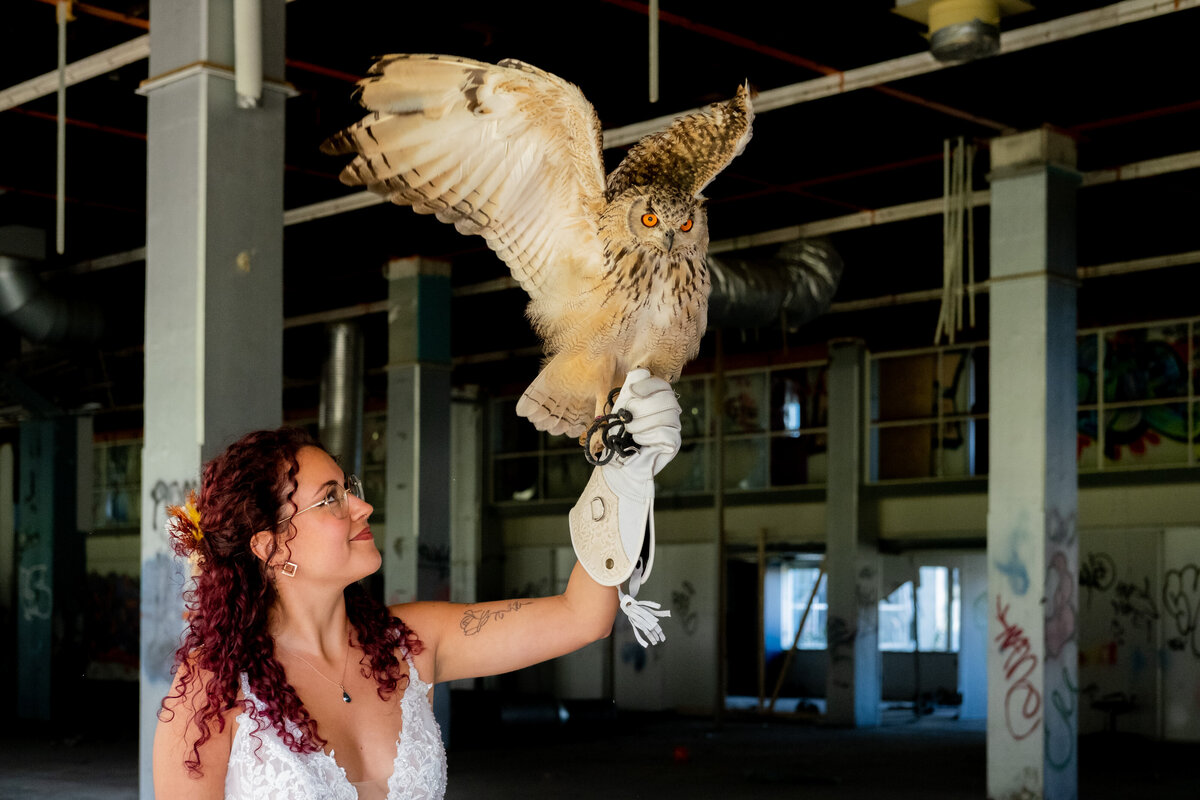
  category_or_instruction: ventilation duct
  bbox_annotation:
[318,321,364,476]
[894,0,1034,63]
[707,238,843,330]
[0,254,104,345]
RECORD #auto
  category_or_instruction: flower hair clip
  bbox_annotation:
[185,497,203,542]
[168,492,204,545]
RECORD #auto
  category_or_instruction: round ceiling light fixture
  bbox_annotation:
[894,0,1034,63]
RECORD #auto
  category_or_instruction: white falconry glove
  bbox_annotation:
[569,368,682,647]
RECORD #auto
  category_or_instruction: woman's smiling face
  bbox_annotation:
[276,445,380,583]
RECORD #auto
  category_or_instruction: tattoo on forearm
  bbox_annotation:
[459,600,533,636]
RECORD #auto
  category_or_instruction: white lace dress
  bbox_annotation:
[225,655,447,800]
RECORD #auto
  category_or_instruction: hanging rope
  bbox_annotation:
[935,137,976,344]
[648,0,659,103]
[56,0,75,255]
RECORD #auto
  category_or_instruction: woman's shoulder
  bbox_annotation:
[153,654,241,798]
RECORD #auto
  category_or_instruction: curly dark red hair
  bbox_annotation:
[160,427,421,776]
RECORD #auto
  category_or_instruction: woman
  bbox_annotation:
[153,374,680,799]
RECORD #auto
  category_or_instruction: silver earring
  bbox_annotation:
[280,561,298,577]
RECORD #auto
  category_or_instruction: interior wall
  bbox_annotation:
[1075,525,1200,742]
[611,542,718,713]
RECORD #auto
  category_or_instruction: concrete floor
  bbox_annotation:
[1,707,1196,799]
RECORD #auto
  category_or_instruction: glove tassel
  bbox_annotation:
[619,588,670,648]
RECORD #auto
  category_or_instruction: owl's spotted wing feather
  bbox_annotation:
[322,55,608,305]
[606,83,754,201]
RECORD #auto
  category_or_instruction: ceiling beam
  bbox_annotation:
[604,0,1200,146]
[709,148,1200,254]
[58,146,1200,279]
[0,34,150,113]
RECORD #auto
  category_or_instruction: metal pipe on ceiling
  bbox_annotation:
[707,239,843,330]
[0,254,104,344]
[234,0,264,108]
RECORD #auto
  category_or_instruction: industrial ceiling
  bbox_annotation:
[1,0,1198,433]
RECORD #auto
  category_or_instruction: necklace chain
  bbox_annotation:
[280,639,353,703]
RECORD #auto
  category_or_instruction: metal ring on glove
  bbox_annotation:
[583,388,640,466]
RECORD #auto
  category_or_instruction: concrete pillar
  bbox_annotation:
[449,395,483,605]
[824,339,881,726]
[15,416,89,721]
[959,551,988,720]
[986,129,1080,800]
[138,1,287,795]
[383,256,452,741]
[319,321,365,476]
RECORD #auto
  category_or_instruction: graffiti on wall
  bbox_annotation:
[1045,666,1079,772]
[142,477,198,680]
[18,564,52,621]
[1080,551,1116,608]
[1045,551,1077,660]
[995,594,1043,740]
[1163,565,1200,658]
[1111,578,1159,646]
[670,580,699,636]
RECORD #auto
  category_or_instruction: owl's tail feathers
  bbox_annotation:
[515,369,596,440]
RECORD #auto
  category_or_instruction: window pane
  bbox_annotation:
[1194,403,1200,464]
[1077,410,1100,470]
[94,442,140,530]
[725,438,767,491]
[675,377,708,440]
[657,442,708,494]
[781,566,826,649]
[879,582,915,652]
[492,456,538,502]
[1193,331,1200,400]
[940,418,986,477]
[544,452,592,500]
[770,366,827,433]
[876,424,936,480]
[769,433,827,486]
[724,373,767,434]
[492,399,539,454]
[1102,403,1189,467]
[873,354,935,422]
[917,566,949,651]
[939,349,976,416]
[951,568,961,652]
[1103,324,1188,403]
[1078,333,1099,405]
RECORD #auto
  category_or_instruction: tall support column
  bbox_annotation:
[384,256,452,743]
[959,552,989,720]
[824,339,881,726]
[15,416,89,721]
[138,1,286,795]
[383,256,452,606]
[986,129,1080,800]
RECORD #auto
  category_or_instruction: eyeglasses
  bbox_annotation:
[277,475,364,525]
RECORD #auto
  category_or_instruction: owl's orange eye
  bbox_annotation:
[680,218,694,232]
[641,213,659,228]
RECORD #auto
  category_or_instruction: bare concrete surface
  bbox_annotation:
[1,708,1195,799]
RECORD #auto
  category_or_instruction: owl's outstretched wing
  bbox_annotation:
[606,83,754,201]
[322,55,608,304]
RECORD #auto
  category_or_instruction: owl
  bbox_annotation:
[322,55,753,439]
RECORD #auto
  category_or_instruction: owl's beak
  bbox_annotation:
[662,230,675,252]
